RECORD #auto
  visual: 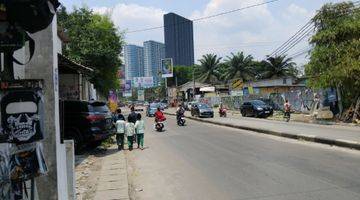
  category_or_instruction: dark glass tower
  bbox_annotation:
[164,13,194,66]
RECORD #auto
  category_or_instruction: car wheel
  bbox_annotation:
[241,110,246,117]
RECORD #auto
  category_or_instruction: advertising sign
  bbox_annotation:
[125,80,132,92]
[161,58,173,78]
[108,90,117,113]
[231,79,243,90]
[138,90,145,101]
[133,77,154,88]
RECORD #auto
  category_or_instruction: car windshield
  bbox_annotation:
[89,102,109,113]
[252,100,266,106]
[198,104,210,109]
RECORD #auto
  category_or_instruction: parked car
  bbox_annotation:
[240,100,273,118]
[146,103,160,117]
[191,103,214,118]
[62,100,115,150]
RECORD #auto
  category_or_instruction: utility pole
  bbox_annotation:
[192,67,195,101]
[25,16,68,200]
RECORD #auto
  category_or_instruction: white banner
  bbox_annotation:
[133,77,154,88]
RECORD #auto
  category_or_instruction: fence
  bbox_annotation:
[198,89,330,113]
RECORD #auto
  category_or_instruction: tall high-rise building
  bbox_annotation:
[144,40,165,85]
[124,44,144,80]
[164,13,194,66]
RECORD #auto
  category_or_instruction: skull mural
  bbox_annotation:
[1,91,43,143]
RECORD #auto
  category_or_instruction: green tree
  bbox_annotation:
[196,54,222,83]
[58,6,124,96]
[260,55,298,79]
[222,52,255,81]
[167,65,194,86]
[305,2,360,110]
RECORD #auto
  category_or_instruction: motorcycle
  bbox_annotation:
[155,122,164,131]
[177,115,186,126]
[219,108,227,117]
[155,118,165,132]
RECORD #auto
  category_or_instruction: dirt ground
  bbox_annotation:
[75,148,107,200]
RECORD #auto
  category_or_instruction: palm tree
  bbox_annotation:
[222,52,255,81]
[196,54,222,83]
[260,55,298,79]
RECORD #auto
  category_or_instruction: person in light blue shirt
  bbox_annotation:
[134,113,145,150]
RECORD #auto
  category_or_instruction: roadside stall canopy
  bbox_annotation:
[200,86,215,92]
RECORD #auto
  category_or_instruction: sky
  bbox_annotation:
[60,0,346,67]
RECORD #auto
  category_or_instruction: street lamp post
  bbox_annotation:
[193,66,195,101]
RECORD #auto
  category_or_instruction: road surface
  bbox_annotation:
[126,114,360,200]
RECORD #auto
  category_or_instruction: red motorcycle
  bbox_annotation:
[219,107,227,117]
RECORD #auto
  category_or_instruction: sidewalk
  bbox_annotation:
[165,108,360,150]
[94,145,130,200]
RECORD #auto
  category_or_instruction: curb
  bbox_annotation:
[165,112,360,151]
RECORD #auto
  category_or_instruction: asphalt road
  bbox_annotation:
[126,113,360,200]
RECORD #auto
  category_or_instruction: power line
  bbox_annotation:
[126,0,281,34]
[193,0,280,22]
[268,21,313,57]
[288,47,313,58]
[269,1,360,58]
[277,26,314,56]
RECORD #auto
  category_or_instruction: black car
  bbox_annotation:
[62,100,114,150]
[240,100,273,118]
[191,103,214,118]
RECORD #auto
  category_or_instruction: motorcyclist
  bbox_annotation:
[176,104,185,121]
[154,107,166,123]
[219,103,227,117]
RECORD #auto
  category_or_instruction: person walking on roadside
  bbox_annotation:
[127,106,138,124]
[284,99,291,122]
[125,121,135,151]
[134,113,145,150]
[115,114,126,150]
[114,108,125,122]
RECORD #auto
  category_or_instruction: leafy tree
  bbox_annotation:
[305,2,360,109]
[58,6,124,96]
[260,55,298,79]
[196,54,222,83]
[222,52,255,81]
[167,65,194,86]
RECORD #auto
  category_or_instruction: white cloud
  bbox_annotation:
[93,4,166,46]
[286,4,311,17]
[92,0,313,64]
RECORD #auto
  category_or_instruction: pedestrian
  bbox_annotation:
[115,116,126,150]
[134,113,145,150]
[113,108,125,122]
[125,121,135,151]
[127,106,138,124]
[284,99,291,122]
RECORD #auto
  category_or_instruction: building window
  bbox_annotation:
[283,78,287,84]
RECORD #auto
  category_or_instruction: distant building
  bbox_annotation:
[124,44,144,80]
[144,40,165,85]
[164,13,194,66]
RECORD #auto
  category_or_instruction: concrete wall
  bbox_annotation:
[59,74,80,100]
[25,16,68,200]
